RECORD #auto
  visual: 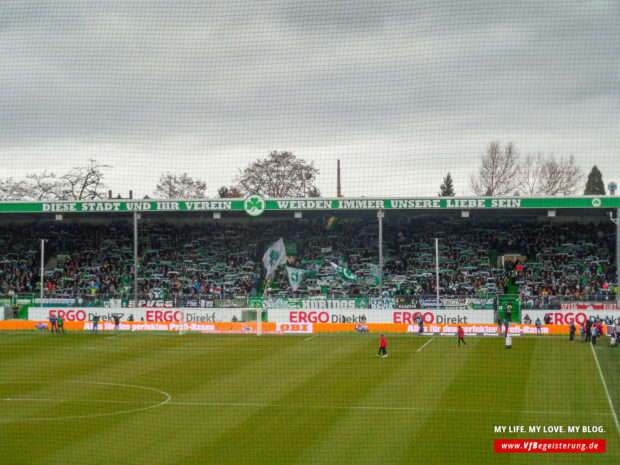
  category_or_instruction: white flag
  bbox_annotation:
[263,238,287,278]
[286,266,307,292]
[369,265,381,285]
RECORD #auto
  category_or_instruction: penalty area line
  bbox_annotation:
[590,343,620,439]
[416,336,435,352]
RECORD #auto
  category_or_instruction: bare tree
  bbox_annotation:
[514,153,583,196]
[515,153,544,196]
[218,186,243,198]
[471,142,520,196]
[306,186,322,197]
[236,151,320,197]
[0,178,25,200]
[537,154,582,195]
[2,159,110,200]
[154,172,207,199]
[25,171,63,200]
[59,159,110,200]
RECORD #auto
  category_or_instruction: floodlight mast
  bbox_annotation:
[377,210,384,308]
[436,238,440,310]
[40,239,47,307]
[134,212,138,308]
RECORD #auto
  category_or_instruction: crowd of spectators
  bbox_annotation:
[0,217,616,306]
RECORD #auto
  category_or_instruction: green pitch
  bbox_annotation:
[0,332,618,464]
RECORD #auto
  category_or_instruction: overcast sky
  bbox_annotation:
[1,0,618,198]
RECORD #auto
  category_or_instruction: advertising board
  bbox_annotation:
[27,307,244,323]
[522,310,620,325]
[268,308,496,324]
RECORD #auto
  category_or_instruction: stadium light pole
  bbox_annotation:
[435,238,440,310]
[377,210,384,308]
[40,239,46,308]
[133,212,139,307]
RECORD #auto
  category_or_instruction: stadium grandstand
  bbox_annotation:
[1,197,618,317]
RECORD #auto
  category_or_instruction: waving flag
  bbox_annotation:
[286,266,307,292]
[369,264,381,285]
[209,286,221,295]
[302,259,323,276]
[263,238,287,278]
[329,261,359,282]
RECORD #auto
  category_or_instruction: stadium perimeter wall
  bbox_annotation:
[26,307,496,324]
[25,307,619,326]
[0,318,608,335]
[3,306,617,334]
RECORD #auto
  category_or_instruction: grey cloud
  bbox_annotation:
[0,1,618,195]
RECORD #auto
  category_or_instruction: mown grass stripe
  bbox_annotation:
[591,343,620,439]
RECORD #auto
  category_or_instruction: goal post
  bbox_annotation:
[257,308,262,336]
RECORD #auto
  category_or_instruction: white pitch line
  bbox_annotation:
[416,336,435,352]
[305,335,315,341]
[2,398,151,405]
[1,397,609,418]
[167,400,606,417]
[0,381,171,422]
[590,343,620,439]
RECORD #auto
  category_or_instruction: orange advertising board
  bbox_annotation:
[0,320,602,335]
[0,320,277,333]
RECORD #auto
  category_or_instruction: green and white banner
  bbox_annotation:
[248,297,368,309]
[263,238,287,278]
[369,265,381,285]
[329,262,359,282]
[286,266,307,292]
[1,196,617,216]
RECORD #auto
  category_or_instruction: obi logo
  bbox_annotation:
[276,323,313,333]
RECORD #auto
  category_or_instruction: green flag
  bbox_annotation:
[329,261,359,282]
[304,259,323,276]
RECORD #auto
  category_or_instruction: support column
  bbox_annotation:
[40,239,45,307]
[378,210,384,307]
[435,238,440,309]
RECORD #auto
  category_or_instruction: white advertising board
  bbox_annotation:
[267,308,496,324]
[27,307,244,323]
[523,310,620,325]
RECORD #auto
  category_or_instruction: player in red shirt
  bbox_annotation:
[377,334,388,357]
[457,325,467,347]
